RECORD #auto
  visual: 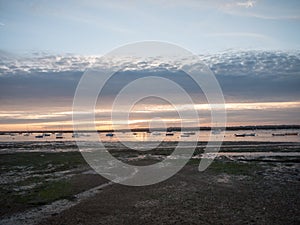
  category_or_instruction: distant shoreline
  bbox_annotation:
[1,124,300,134]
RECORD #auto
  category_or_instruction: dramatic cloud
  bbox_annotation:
[0,50,299,102]
[0,50,299,129]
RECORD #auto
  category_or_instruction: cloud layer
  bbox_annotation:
[0,49,300,129]
[1,49,299,102]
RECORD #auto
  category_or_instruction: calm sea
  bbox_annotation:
[0,129,299,143]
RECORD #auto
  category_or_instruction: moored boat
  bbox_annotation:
[272,133,286,136]
[55,133,64,139]
[285,132,298,136]
[235,134,246,137]
[235,133,256,137]
[35,134,44,138]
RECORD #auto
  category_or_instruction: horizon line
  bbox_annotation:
[1,124,300,134]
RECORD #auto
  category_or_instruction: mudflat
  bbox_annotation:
[0,141,299,225]
[41,159,300,225]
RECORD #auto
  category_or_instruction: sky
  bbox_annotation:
[0,0,300,131]
[1,0,300,54]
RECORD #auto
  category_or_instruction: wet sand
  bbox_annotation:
[0,142,299,225]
